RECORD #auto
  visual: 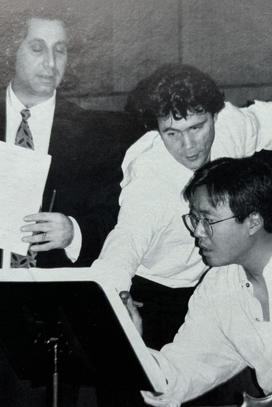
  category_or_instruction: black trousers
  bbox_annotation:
[131,275,195,348]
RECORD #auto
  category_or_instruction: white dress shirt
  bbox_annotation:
[145,258,272,406]
[91,101,268,291]
[2,84,81,266]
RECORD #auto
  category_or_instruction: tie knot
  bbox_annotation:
[21,109,30,121]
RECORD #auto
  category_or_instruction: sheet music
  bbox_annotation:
[0,141,51,255]
[0,267,167,393]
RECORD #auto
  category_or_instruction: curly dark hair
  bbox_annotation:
[184,151,272,233]
[126,63,225,130]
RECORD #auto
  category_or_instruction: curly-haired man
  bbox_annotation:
[91,64,272,404]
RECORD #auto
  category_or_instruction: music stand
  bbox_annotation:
[0,280,162,407]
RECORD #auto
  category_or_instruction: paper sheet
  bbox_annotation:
[0,141,51,255]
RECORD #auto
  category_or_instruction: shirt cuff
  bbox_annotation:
[64,216,82,263]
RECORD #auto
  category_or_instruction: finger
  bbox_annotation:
[120,292,136,315]
[21,223,51,233]
[24,212,59,222]
[120,292,144,308]
[120,291,131,305]
[141,391,166,406]
[120,293,139,316]
[119,292,143,335]
[22,232,50,244]
[119,291,135,316]
[133,301,144,308]
[126,295,138,314]
[31,241,57,252]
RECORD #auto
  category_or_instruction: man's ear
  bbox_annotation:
[247,212,263,235]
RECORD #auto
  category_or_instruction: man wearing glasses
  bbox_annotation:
[92,64,272,405]
[142,152,272,406]
[92,63,272,345]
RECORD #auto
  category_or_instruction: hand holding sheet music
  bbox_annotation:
[21,212,74,252]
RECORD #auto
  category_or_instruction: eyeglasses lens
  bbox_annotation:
[188,215,212,236]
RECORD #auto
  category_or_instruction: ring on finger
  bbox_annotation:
[41,232,47,242]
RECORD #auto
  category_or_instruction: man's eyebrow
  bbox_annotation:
[199,209,213,215]
[162,118,207,132]
[28,38,45,43]
[190,206,214,216]
[54,41,68,47]
[28,39,67,45]
[186,117,208,129]
[161,126,177,132]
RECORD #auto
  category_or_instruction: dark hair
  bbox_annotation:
[184,152,272,233]
[125,63,225,130]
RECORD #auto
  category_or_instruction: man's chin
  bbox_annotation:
[200,251,222,267]
[183,156,207,171]
[202,256,226,268]
[34,85,55,98]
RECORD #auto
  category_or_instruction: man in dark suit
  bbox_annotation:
[0,12,143,407]
[0,13,123,270]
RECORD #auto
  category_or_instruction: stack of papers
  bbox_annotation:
[0,141,51,255]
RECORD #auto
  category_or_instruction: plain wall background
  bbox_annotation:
[1,0,272,110]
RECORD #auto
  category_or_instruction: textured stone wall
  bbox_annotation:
[180,0,272,105]
[0,0,272,109]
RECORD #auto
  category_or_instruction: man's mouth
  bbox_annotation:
[39,75,55,82]
[200,247,210,256]
[186,153,200,161]
[198,242,211,255]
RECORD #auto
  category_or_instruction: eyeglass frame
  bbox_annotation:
[182,213,237,237]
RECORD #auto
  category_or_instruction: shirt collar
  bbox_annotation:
[238,255,272,286]
[8,82,56,114]
[263,256,272,283]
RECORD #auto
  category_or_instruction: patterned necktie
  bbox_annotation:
[15,109,34,149]
[11,109,37,267]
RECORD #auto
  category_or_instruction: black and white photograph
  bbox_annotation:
[1,1,272,406]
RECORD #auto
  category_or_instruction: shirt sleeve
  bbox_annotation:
[90,162,166,292]
[213,102,261,159]
[246,100,272,151]
[64,216,82,263]
[143,275,247,406]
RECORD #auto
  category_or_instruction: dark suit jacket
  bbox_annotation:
[0,92,142,268]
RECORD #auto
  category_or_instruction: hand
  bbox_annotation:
[21,212,74,252]
[241,391,272,407]
[141,391,177,407]
[120,291,143,336]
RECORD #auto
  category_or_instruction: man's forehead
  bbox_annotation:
[189,185,211,211]
[158,111,211,130]
[190,186,230,214]
[25,17,67,42]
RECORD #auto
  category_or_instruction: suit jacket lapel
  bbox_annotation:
[42,95,82,210]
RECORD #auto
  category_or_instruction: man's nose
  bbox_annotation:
[43,49,56,69]
[182,132,195,149]
[193,221,207,238]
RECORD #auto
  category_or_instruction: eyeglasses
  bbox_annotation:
[182,213,237,237]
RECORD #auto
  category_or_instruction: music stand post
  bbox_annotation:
[0,280,158,406]
[46,338,59,407]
